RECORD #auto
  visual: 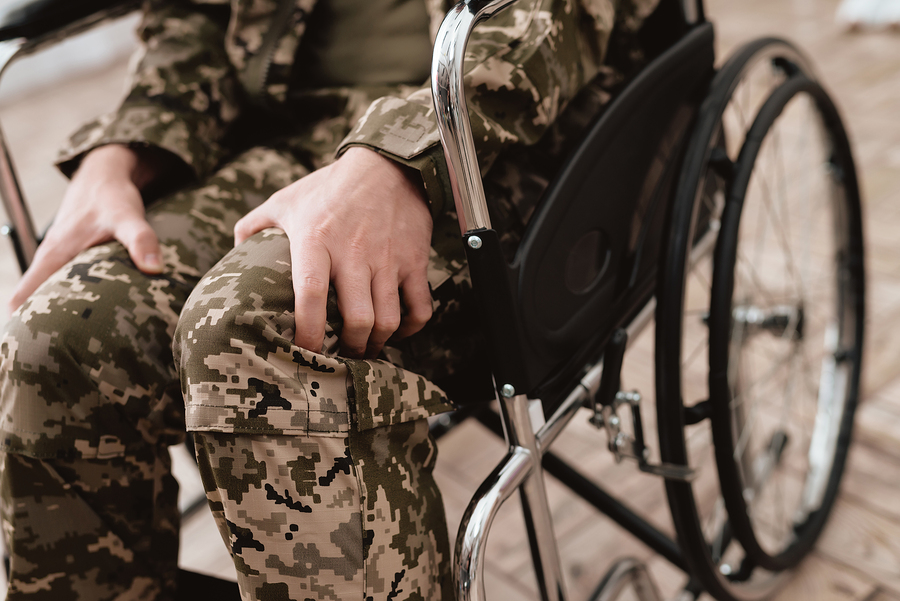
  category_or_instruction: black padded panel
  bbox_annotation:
[462,23,716,400]
[519,25,713,339]
[0,0,134,42]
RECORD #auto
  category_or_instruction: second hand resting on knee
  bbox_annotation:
[8,144,433,360]
[234,147,434,359]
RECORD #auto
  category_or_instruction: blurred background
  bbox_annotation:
[0,0,896,599]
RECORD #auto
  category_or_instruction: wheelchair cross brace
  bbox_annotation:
[455,296,695,601]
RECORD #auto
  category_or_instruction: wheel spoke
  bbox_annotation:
[658,44,862,596]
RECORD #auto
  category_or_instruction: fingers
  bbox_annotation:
[334,266,376,359]
[116,217,162,273]
[8,240,80,313]
[243,151,435,360]
[394,271,433,340]
[366,272,403,359]
[7,215,162,314]
[291,240,332,352]
[293,255,429,359]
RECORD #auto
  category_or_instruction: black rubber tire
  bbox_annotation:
[708,74,865,574]
[656,37,831,601]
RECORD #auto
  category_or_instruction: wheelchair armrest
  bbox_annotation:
[431,0,518,235]
[0,0,136,42]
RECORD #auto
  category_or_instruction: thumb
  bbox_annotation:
[116,217,163,273]
[234,207,277,247]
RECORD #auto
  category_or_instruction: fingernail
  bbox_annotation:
[144,253,162,271]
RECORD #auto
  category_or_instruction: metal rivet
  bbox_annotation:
[500,384,515,398]
[719,564,732,576]
[467,235,483,249]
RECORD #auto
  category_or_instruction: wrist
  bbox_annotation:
[341,147,428,206]
[78,144,162,190]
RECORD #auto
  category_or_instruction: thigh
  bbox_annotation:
[147,146,309,276]
[0,147,307,459]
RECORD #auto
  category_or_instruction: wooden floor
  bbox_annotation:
[0,0,898,599]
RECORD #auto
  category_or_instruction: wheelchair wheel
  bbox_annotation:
[654,38,854,601]
[708,74,864,574]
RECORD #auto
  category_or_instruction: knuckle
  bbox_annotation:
[305,226,333,248]
[409,302,433,325]
[343,310,375,332]
[295,275,329,297]
[374,312,402,336]
[345,236,369,256]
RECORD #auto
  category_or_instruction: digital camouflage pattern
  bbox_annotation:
[0,143,465,599]
[193,422,451,600]
[59,0,660,217]
[1,0,660,598]
[0,146,305,461]
[0,450,181,600]
[174,228,455,437]
[0,146,302,600]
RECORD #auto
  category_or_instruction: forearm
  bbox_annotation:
[57,0,240,181]
[78,144,166,190]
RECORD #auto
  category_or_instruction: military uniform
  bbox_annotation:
[0,0,658,598]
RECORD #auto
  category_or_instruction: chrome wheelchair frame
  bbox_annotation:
[0,0,866,600]
[431,0,864,599]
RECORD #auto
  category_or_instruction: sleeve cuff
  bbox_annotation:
[335,88,456,221]
[56,103,227,180]
[336,90,440,159]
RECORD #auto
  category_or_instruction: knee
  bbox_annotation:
[1,305,88,406]
[1,248,186,456]
[2,277,170,403]
[4,243,182,391]
[0,307,105,456]
[174,229,296,384]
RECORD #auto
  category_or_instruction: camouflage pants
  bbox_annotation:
[0,145,474,600]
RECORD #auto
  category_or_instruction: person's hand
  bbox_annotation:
[8,144,164,313]
[234,147,434,359]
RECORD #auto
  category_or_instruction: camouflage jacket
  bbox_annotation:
[58,0,657,219]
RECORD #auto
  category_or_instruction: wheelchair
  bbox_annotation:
[0,0,865,599]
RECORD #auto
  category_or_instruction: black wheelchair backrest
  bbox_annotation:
[462,22,715,402]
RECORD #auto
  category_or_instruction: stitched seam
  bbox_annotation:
[187,403,347,415]
[184,424,349,432]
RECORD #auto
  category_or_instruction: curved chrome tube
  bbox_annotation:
[0,38,37,268]
[591,557,662,601]
[455,446,533,601]
[0,2,141,271]
[431,0,517,233]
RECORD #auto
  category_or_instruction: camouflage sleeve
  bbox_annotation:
[336,0,658,220]
[56,0,239,180]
